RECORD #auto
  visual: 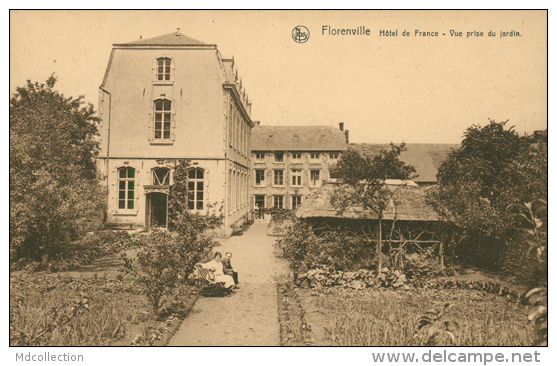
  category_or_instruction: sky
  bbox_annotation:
[10,10,547,144]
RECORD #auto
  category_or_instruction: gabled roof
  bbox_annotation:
[251,126,347,152]
[348,143,459,183]
[113,31,212,47]
[295,181,442,221]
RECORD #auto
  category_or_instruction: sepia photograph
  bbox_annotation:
[9,9,548,358]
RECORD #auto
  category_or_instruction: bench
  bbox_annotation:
[192,267,226,297]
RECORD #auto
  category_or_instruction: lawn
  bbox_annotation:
[279,283,534,346]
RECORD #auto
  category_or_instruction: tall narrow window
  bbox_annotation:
[255,170,265,186]
[154,99,172,140]
[273,195,284,209]
[187,168,204,210]
[291,169,302,186]
[291,196,302,209]
[310,170,320,187]
[153,168,170,185]
[157,58,171,81]
[118,167,135,209]
[273,170,284,186]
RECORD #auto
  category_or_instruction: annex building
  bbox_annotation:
[97,30,253,236]
[250,124,348,210]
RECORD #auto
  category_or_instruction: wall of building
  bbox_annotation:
[250,151,341,209]
[98,47,226,160]
[98,45,252,236]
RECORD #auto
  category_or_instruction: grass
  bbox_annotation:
[298,287,534,346]
[10,271,198,346]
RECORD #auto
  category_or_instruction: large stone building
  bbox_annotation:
[250,124,348,210]
[97,30,253,236]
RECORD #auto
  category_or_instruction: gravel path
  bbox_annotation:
[168,222,289,346]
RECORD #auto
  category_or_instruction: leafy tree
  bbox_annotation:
[434,120,547,273]
[329,143,416,272]
[10,76,105,263]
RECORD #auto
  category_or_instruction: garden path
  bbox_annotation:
[168,222,289,346]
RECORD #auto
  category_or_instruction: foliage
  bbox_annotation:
[312,287,532,346]
[123,226,216,316]
[278,281,313,345]
[296,266,409,290]
[278,219,374,272]
[414,303,459,346]
[10,273,130,346]
[510,200,547,346]
[10,76,105,263]
[329,144,417,272]
[433,120,547,271]
[168,159,223,235]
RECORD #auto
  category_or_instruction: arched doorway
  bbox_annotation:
[145,192,168,229]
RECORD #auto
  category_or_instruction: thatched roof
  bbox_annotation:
[295,180,443,221]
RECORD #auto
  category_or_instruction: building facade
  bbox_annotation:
[250,125,347,211]
[97,31,253,236]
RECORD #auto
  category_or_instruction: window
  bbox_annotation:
[273,170,284,186]
[275,152,284,162]
[310,170,320,186]
[255,195,265,208]
[152,168,170,185]
[291,196,302,209]
[310,153,320,160]
[291,169,302,186]
[255,170,265,186]
[157,58,171,81]
[118,167,135,210]
[255,153,265,161]
[292,152,302,160]
[154,99,172,140]
[273,195,284,209]
[187,168,204,210]
[329,152,339,159]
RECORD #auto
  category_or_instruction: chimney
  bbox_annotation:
[345,130,349,144]
[339,122,344,131]
[253,121,260,126]
[176,28,181,36]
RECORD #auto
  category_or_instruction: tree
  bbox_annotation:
[10,76,105,263]
[330,143,417,272]
[434,120,547,272]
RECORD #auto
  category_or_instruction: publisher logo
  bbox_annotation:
[292,26,310,43]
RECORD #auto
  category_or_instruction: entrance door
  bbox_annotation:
[146,193,168,229]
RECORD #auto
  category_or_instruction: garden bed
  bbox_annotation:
[10,258,200,346]
[277,278,534,346]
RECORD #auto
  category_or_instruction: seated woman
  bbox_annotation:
[202,252,236,293]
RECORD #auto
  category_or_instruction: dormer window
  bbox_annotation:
[157,58,171,81]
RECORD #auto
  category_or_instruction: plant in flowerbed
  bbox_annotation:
[303,286,533,346]
[296,265,409,291]
[10,272,131,346]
